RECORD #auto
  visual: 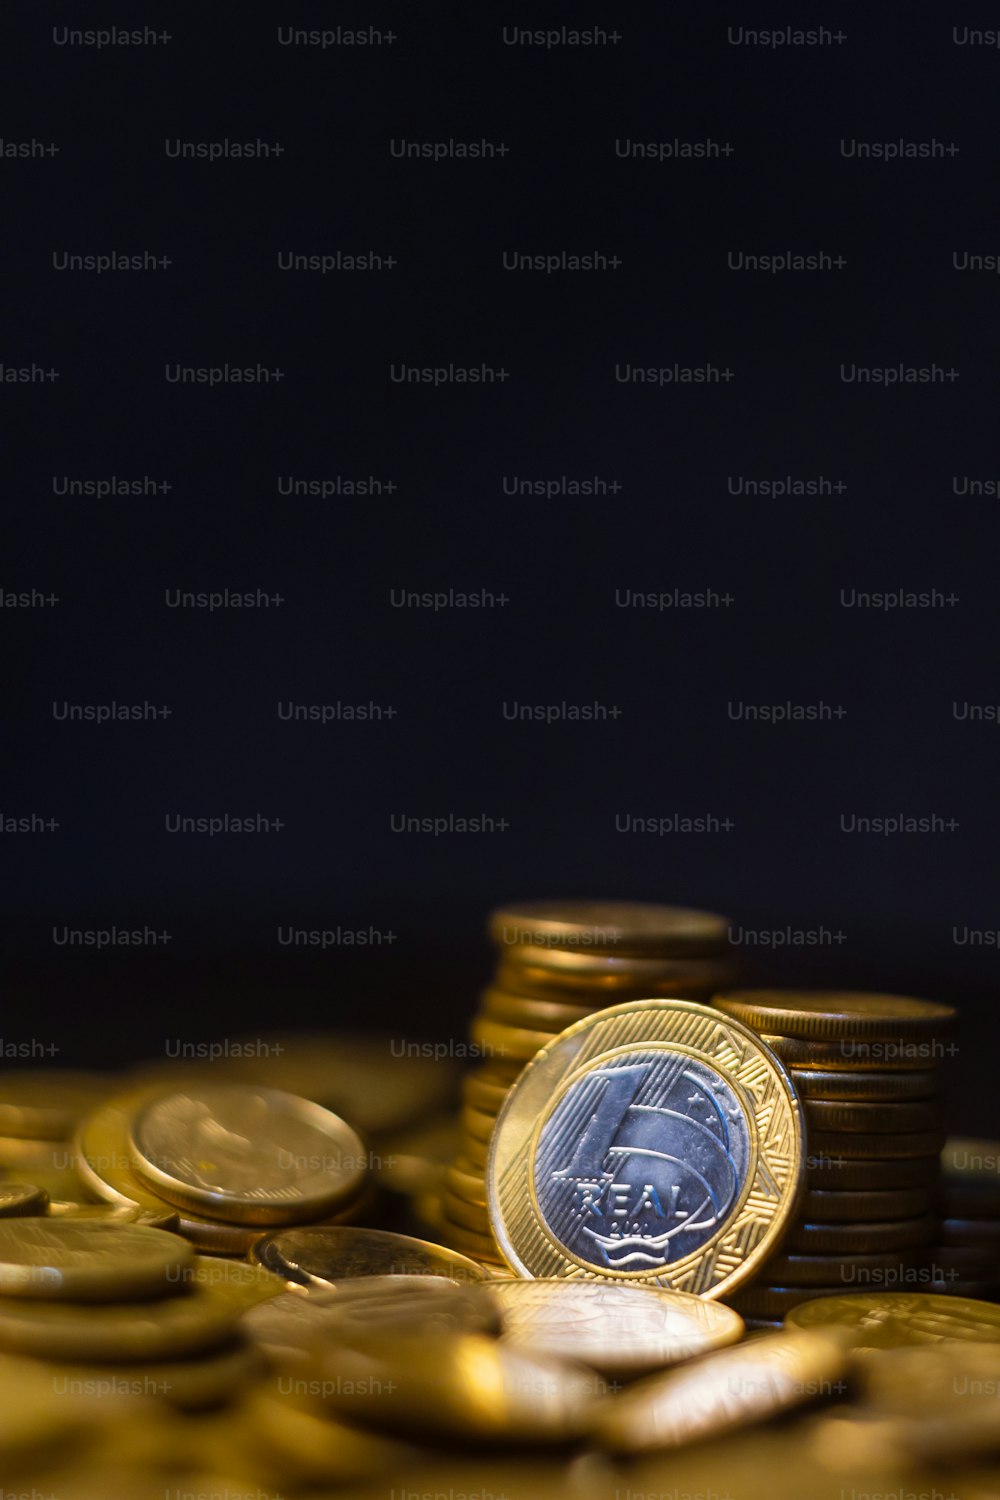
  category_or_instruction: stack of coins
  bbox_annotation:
[74,1081,375,1255]
[431,899,735,1265]
[924,1137,1000,1298]
[710,990,956,1325]
[0,1071,115,1202]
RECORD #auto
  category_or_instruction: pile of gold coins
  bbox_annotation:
[433,899,736,1264]
[710,989,957,1324]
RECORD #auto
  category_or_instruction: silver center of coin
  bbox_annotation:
[533,1050,751,1272]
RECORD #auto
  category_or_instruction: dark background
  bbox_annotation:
[2,6,997,1127]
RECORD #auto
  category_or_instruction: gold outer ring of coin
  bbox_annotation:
[807,1128,946,1159]
[785,1290,1000,1346]
[757,1033,952,1071]
[804,1099,944,1133]
[800,1186,935,1222]
[713,990,958,1042]
[487,998,806,1298]
[444,1159,487,1205]
[73,1089,371,1254]
[488,899,730,956]
[128,1082,369,1225]
[790,1068,942,1102]
[806,1155,941,1190]
[785,1213,938,1254]
[462,1071,514,1115]
[762,1249,920,1286]
[460,1105,496,1146]
[481,989,599,1032]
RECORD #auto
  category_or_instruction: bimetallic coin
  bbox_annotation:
[714,991,957,1042]
[806,1155,940,1190]
[0,1184,49,1218]
[490,1279,744,1376]
[762,1250,919,1287]
[808,1129,946,1160]
[0,1282,235,1360]
[0,1071,114,1140]
[130,1083,368,1225]
[791,1068,942,1102]
[786,1214,938,1254]
[0,1219,192,1301]
[760,1033,951,1071]
[805,1099,944,1134]
[594,1328,849,1454]
[251,1225,489,1288]
[488,999,806,1298]
[786,1292,1000,1348]
[488,899,729,956]
[801,1187,935,1223]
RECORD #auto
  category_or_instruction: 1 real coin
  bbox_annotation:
[487,999,806,1298]
[0,1219,192,1301]
[129,1083,368,1225]
[250,1225,490,1288]
[489,1279,744,1376]
[713,991,957,1043]
[785,1291,1000,1348]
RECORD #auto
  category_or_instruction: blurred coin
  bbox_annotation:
[0,1184,48,1217]
[763,1250,919,1287]
[0,1071,115,1140]
[940,1183,1000,1219]
[442,1189,491,1234]
[463,1132,490,1168]
[461,1104,496,1145]
[45,1200,178,1230]
[806,1155,940,1190]
[0,1353,101,1469]
[0,1282,236,1360]
[445,1158,487,1205]
[495,961,729,1001]
[489,899,729,956]
[472,1016,556,1063]
[714,991,957,1042]
[238,1382,419,1486]
[786,1214,938,1254]
[489,999,805,1297]
[429,1205,500,1263]
[791,1067,942,1101]
[251,1224,489,1288]
[181,1256,286,1312]
[47,1336,264,1410]
[942,1137,1000,1183]
[808,1128,946,1159]
[463,1069,515,1115]
[0,1219,192,1301]
[373,1113,459,1198]
[130,1083,368,1225]
[312,1326,600,1443]
[727,1286,843,1318]
[805,1099,944,1133]
[801,1187,934,1222]
[482,989,597,1031]
[760,1033,949,1071]
[941,1217,1000,1245]
[595,1327,849,1454]
[786,1291,1000,1347]
[491,1279,744,1376]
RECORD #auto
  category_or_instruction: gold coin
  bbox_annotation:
[0,1135,77,1168]
[806,1155,940,1190]
[763,1250,920,1286]
[460,1104,496,1145]
[463,1132,490,1168]
[462,1070,515,1115]
[942,1137,1000,1183]
[0,1184,49,1217]
[488,999,805,1298]
[0,1282,236,1360]
[489,899,729,956]
[179,1256,286,1312]
[941,1216,1000,1245]
[791,1068,942,1102]
[444,1159,487,1205]
[726,1285,842,1317]
[490,1279,744,1376]
[714,990,957,1042]
[786,1291,1000,1348]
[594,1327,849,1454]
[786,1214,938,1254]
[0,1353,101,1468]
[805,1099,944,1133]
[441,1189,491,1234]
[374,1113,460,1197]
[428,1206,500,1263]
[239,1382,419,1486]
[472,1016,555,1063]
[498,946,732,984]
[0,1071,114,1140]
[800,1187,935,1222]
[481,989,598,1031]
[48,1336,264,1410]
[494,959,730,1001]
[759,1033,952,1071]
[129,1083,368,1225]
[251,1224,489,1288]
[808,1128,946,1159]
[0,1219,193,1301]
[45,1200,179,1230]
[311,1326,600,1443]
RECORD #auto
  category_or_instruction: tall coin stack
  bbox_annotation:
[709,990,957,1325]
[433,900,736,1267]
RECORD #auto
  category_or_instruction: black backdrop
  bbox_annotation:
[3,6,997,1128]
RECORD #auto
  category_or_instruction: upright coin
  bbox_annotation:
[490,1280,744,1376]
[0,1219,192,1301]
[488,899,729,956]
[487,999,805,1297]
[786,1292,1000,1349]
[129,1083,368,1225]
[251,1225,489,1287]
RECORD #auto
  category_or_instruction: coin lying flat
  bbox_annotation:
[0,1219,192,1301]
[759,1034,947,1071]
[791,1068,942,1102]
[180,1257,286,1312]
[130,1083,368,1225]
[472,1016,559,1063]
[462,1071,516,1115]
[806,1155,940,1190]
[240,1382,420,1487]
[800,1187,935,1223]
[442,1189,491,1234]
[0,1071,114,1140]
[805,1099,944,1134]
[786,1214,938,1254]
[481,990,597,1032]
[807,1129,946,1159]
[786,1292,1000,1348]
[45,1201,179,1230]
[490,1279,744,1376]
[489,899,729,956]
[488,999,805,1298]
[461,1105,496,1145]
[445,1159,488,1205]
[251,1225,489,1288]
[942,1137,1000,1183]
[595,1327,849,1454]
[714,991,957,1042]
[0,1283,236,1360]
[495,959,731,1001]
[762,1250,919,1287]
[48,1337,264,1411]
[727,1285,843,1318]
[0,1184,49,1218]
